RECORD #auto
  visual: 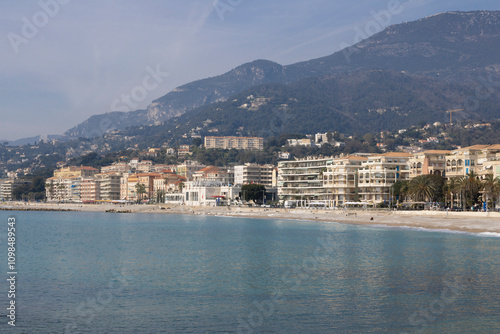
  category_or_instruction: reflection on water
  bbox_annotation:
[1,211,499,333]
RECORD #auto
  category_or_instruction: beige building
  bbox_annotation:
[80,178,100,202]
[409,150,450,179]
[136,160,153,173]
[176,161,206,180]
[479,158,500,180]
[54,166,98,179]
[135,173,165,200]
[101,163,131,174]
[446,145,500,178]
[151,171,187,202]
[193,166,233,185]
[204,136,263,150]
[178,145,192,156]
[358,152,412,204]
[286,138,315,147]
[121,174,139,201]
[163,172,187,193]
[323,155,368,206]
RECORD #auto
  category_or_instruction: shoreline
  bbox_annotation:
[1,202,500,235]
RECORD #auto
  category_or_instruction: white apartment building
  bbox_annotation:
[183,181,241,206]
[278,157,333,203]
[234,164,274,187]
[45,177,81,202]
[278,153,412,206]
[0,179,32,201]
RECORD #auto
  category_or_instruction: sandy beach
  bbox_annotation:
[1,201,499,235]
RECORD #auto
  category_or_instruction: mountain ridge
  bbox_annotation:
[64,59,287,138]
[122,69,499,145]
[46,11,500,139]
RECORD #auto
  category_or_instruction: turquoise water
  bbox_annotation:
[0,211,499,333]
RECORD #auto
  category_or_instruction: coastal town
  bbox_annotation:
[3,6,500,333]
[2,134,499,211]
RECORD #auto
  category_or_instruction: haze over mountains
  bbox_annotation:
[18,11,500,144]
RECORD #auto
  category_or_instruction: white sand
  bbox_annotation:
[2,202,499,234]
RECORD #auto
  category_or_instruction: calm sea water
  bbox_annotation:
[0,211,499,333]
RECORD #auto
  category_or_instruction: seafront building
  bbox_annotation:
[179,181,276,206]
[323,155,367,206]
[80,178,101,202]
[357,152,412,204]
[45,176,81,202]
[479,159,500,179]
[278,156,333,204]
[408,150,450,178]
[445,145,500,178]
[279,153,412,206]
[0,178,32,201]
[234,164,274,187]
[182,181,241,206]
[97,173,122,201]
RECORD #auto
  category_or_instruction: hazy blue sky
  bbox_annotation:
[1,0,500,140]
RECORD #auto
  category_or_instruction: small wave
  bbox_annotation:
[365,224,500,238]
[477,232,500,238]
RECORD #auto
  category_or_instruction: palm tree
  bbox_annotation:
[444,177,460,209]
[392,180,409,204]
[135,183,147,203]
[481,173,500,211]
[408,175,437,202]
[156,189,166,203]
[46,182,55,201]
[57,184,65,202]
[457,171,482,210]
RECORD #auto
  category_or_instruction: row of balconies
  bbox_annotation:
[279,171,322,176]
[283,185,322,189]
[282,178,319,182]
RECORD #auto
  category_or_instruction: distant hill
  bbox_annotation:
[4,135,63,147]
[286,11,500,83]
[64,60,287,138]
[124,69,499,144]
[65,10,500,138]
